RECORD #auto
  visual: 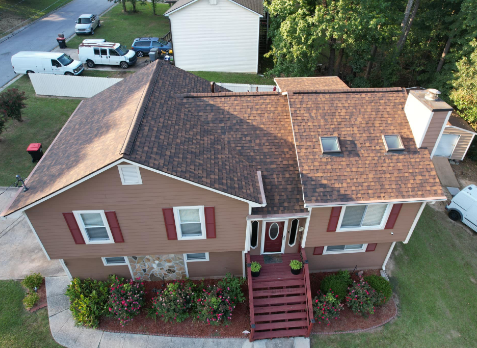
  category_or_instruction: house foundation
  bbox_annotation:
[127,254,186,281]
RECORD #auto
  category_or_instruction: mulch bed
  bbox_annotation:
[99,279,251,339]
[309,270,397,334]
[28,279,48,313]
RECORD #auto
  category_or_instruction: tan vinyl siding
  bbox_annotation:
[305,203,422,247]
[422,110,450,152]
[305,243,392,272]
[26,166,249,260]
[65,257,131,280]
[443,127,476,160]
[186,251,243,278]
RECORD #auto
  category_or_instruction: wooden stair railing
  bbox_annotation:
[300,249,315,336]
[161,31,172,43]
[245,253,255,342]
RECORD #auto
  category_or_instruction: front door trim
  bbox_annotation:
[261,219,288,255]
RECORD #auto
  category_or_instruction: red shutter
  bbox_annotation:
[162,208,177,240]
[105,211,124,243]
[204,207,216,238]
[366,243,377,252]
[313,246,324,255]
[63,213,85,244]
[385,204,402,229]
[327,207,342,232]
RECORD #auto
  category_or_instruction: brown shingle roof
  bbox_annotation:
[287,88,446,205]
[275,77,348,92]
[165,0,263,16]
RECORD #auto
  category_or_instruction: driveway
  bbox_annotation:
[0,0,114,88]
[0,187,64,279]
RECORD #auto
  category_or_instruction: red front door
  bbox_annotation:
[263,221,285,253]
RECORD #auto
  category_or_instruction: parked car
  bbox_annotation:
[446,184,477,232]
[131,37,172,57]
[78,40,137,69]
[11,51,84,75]
[75,14,100,35]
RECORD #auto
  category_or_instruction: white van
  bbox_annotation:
[11,52,84,75]
[78,40,137,69]
[446,185,477,232]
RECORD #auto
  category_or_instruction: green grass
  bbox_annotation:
[0,280,61,347]
[67,3,171,49]
[82,70,135,78]
[191,71,275,85]
[0,0,73,36]
[0,76,80,186]
[312,206,477,348]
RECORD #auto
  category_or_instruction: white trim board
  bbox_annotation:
[430,111,453,159]
[23,212,50,260]
[304,196,446,207]
[164,0,263,17]
[59,259,72,281]
[446,125,477,135]
[382,242,396,270]
[301,208,312,248]
[404,202,427,244]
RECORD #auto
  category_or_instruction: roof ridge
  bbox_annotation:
[179,91,279,98]
[291,87,405,95]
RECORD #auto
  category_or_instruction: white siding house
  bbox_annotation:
[165,0,262,73]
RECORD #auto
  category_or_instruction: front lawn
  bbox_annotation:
[67,3,171,49]
[312,206,477,347]
[0,280,61,348]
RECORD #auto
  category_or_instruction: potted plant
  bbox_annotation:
[251,261,262,277]
[289,260,303,275]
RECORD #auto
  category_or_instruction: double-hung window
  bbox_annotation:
[73,210,114,244]
[324,244,367,254]
[338,204,390,231]
[173,206,206,240]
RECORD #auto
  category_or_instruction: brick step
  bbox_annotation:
[253,328,308,340]
[254,295,306,307]
[253,287,305,298]
[255,311,307,322]
[253,303,307,314]
[252,279,304,289]
[255,320,308,331]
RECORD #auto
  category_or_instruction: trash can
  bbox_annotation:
[150,48,159,62]
[57,33,67,49]
[27,143,43,162]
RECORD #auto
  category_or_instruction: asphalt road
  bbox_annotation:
[0,0,114,88]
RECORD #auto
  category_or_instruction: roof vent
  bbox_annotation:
[320,136,341,154]
[383,135,405,152]
[425,89,441,101]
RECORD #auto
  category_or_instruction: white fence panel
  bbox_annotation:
[29,73,123,98]
[216,83,278,92]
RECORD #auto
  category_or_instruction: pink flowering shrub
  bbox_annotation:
[149,281,196,323]
[195,285,237,326]
[108,276,146,326]
[312,290,344,325]
[345,280,379,317]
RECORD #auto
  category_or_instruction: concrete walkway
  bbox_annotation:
[46,276,310,348]
[432,156,460,188]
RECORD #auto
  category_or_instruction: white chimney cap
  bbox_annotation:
[425,89,441,101]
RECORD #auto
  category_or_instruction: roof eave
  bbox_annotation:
[303,196,447,208]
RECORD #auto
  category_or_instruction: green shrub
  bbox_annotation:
[218,273,246,304]
[364,275,392,305]
[313,290,344,325]
[251,261,261,272]
[320,271,352,301]
[21,273,43,291]
[345,280,380,317]
[195,284,237,326]
[23,292,40,309]
[289,260,303,270]
[149,281,195,323]
[65,278,110,328]
[108,276,146,326]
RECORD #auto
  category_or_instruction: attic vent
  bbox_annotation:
[118,165,142,185]
[320,136,341,154]
[425,89,441,101]
[209,0,217,4]
[383,135,404,151]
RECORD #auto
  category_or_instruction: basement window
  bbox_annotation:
[102,256,127,266]
[320,136,341,154]
[184,252,209,262]
[383,135,404,151]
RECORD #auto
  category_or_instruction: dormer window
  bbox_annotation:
[320,136,341,154]
[383,135,404,151]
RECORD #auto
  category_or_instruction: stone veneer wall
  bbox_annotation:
[127,254,186,281]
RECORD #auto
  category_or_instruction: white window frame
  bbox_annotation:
[173,206,206,240]
[102,256,127,266]
[73,210,115,244]
[184,252,210,262]
[288,219,299,247]
[118,165,142,185]
[337,204,392,232]
[323,244,368,255]
[250,220,259,249]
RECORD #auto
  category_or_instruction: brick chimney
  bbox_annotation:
[404,89,453,158]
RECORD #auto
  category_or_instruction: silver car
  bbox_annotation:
[75,14,100,35]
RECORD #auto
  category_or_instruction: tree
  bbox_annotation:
[0,109,6,138]
[108,0,127,12]
[0,88,27,123]
[151,0,157,15]
[450,40,477,125]
[395,0,420,56]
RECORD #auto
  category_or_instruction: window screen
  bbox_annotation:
[341,205,387,229]
[80,213,109,241]
[251,221,258,248]
[179,209,202,237]
[186,253,207,261]
[104,257,126,265]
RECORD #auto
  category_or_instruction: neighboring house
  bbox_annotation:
[164,0,263,73]
[1,62,452,340]
[434,115,476,160]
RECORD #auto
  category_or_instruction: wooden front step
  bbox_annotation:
[253,328,308,340]
[255,311,307,322]
[255,320,308,331]
[253,303,307,314]
[252,279,304,289]
[253,287,305,297]
[254,295,306,307]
